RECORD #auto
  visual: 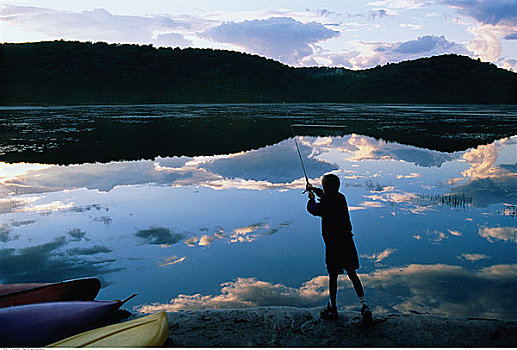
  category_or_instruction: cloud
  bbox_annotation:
[393,35,462,54]
[367,0,429,9]
[67,228,87,241]
[67,245,112,256]
[443,0,517,26]
[442,1,517,63]
[135,227,185,245]
[458,253,489,261]
[203,140,336,183]
[368,9,391,19]
[137,276,329,312]
[349,35,470,68]
[479,226,517,243]
[447,140,517,207]
[305,134,454,167]
[137,263,517,319]
[0,225,18,242]
[0,5,193,47]
[0,236,121,283]
[361,248,398,263]
[361,263,517,319]
[229,223,279,243]
[159,256,186,267]
[202,17,340,65]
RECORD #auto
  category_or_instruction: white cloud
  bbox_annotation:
[202,17,340,66]
[0,5,193,47]
[461,140,509,179]
[137,263,517,319]
[442,0,517,67]
[399,23,424,29]
[349,35,470,68]
[479,226,517,243]
[362,263,517,318]
[159,256,186,267]
[361,248,398,263]
[367,0,429,9]
[458,253,489,261]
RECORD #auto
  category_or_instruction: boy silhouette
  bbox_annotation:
[306,174,372,323]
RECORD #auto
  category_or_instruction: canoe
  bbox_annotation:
[47,311,169,347]
[0,283,52,296]
[0,277,101,308]
[0,296,136,347]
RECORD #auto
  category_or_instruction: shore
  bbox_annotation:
[160,306,517,347]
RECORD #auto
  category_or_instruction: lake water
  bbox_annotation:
[1,104,516,320]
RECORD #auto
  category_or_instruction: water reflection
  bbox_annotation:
[1,133,516,319]
[138,263,517,320]
[0,235,122,284]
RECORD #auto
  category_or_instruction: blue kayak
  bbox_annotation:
[0,295,136,347]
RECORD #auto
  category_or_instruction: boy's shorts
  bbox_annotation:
[325,234,360,275]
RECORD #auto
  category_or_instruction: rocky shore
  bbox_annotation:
[161,306,517,347]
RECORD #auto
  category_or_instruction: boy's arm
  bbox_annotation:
[307,191,323,217]
[306,184,324,198]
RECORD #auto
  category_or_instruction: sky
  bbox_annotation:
[1,0,517,70]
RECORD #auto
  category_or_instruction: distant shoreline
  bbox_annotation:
[161,306,517,347]
[2,41,516,105]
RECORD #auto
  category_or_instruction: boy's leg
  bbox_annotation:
[347,270,373,323]
[328,272,338,309]
[320,272,339,320]
[346,270,364,298]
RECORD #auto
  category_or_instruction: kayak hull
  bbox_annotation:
[47,311,169,347]
[0,277,101,308]
[0,300,123,347]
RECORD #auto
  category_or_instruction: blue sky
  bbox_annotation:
[1,0,516,70]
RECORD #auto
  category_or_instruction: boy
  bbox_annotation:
[306,174,372,323]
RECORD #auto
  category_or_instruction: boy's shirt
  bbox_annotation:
[307,188,353,246]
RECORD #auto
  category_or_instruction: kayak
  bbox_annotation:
[0,296,136,347]
[0,283,52,295]
[0,277,101,308]
[47,311,169,347]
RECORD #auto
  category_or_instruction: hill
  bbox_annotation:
[0,40,516,105]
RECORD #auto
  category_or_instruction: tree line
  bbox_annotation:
[1,40,516,105]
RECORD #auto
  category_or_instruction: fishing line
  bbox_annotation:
[287,115,310,188]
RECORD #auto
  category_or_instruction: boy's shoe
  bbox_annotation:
[361,304,373,325]
[320,305,339,320]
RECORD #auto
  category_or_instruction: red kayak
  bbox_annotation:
[0,277,101,308]
[0,294,136,347]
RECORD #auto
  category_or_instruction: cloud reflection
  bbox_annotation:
[479,226,517,243]
[159,256,186,267]
[0,236,121,283]
[137,263,517,319]
[447,137,517,207]
[135,227,185,246]
[0,134,467,199]
[230,223,278,243]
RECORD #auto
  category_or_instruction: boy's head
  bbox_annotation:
[322,174,340,194]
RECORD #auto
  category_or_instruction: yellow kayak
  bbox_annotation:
[47,311,168,347]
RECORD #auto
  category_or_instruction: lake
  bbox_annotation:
[1,104,516,320]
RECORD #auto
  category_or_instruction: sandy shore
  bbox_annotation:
[160,306,517,347]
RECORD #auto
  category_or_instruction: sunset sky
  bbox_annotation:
[1,0,516,70]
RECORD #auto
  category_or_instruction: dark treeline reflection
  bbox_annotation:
[1,104,517,165]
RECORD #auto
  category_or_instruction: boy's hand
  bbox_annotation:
[308,191,315,200]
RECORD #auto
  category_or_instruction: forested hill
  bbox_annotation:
[1,40,516,105]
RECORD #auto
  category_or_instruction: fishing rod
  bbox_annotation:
[287,116,311,192]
